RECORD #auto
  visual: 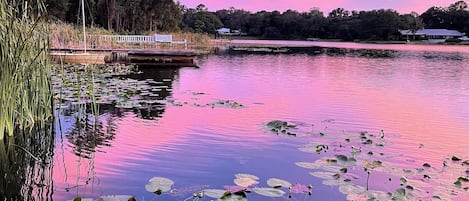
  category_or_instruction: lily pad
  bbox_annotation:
[145,182,172,194]
[235,173,260,180]
[218,194,248,201]
[71,198,93,201]
[338,184,366,195]
[253,188,286,197]
[203,189,227,198]
[266,120,288,129]
[145,177,174,193]
[310,171,338,180]
[234,177,259,187]
[295,162,322,169]
[322,179,351,186]
[452,156,462,161]
[224,185,251,192]
[98,195,136,201]
[149,177,174,186]
[266,178,292,188]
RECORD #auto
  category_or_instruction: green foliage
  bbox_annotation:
[181,7,223,34]
[0,0,53,140]
[421,1,469,34]
[44,0,469,39]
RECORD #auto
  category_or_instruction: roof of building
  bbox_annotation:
[399,29,465,36]
[217,28,230,32]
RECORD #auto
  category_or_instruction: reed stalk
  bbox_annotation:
[0,1,53,140]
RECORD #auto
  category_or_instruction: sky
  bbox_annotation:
[177,0,459,14]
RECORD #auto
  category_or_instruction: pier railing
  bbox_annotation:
[88,34,187,49]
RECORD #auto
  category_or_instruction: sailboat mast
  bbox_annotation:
[82,0,87,53]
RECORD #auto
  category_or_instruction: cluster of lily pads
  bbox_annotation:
[144,174,312,201]
[266,120,469,200]
[52,64,245,116]
[52,64,168,111]
[167,99,244,109]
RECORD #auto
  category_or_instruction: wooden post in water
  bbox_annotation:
[81,0,87,53]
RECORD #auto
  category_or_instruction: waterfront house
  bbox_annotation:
[399,29,465,43]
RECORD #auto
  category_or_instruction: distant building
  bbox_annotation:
[217,28,230,35]
[399,29,465,43]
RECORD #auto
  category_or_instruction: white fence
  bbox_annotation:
[89,34,187,48]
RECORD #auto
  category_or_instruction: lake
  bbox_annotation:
[15,42,469,201]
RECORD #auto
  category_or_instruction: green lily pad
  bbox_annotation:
[267,178,292,188]
[253,188,286,197]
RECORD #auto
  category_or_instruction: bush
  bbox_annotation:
[445,38,461,43]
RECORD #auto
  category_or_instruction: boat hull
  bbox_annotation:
[50,52,106,65]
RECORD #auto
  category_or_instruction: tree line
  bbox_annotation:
[43,0,469,40]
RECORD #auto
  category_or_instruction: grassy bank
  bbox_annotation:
[49,22,212,49]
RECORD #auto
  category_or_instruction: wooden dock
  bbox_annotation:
[50,48,199,67]
[127,50,198,67]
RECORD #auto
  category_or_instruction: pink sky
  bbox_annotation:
[177,0,459,14]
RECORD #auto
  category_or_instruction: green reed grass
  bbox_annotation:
[0,1,53,140]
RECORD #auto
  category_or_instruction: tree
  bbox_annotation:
[181,6,223,34]
[421,1,469,32]
[45,0,69,20]
[449,0,468,11]
[328,8,350,19]
[400,12,424,33]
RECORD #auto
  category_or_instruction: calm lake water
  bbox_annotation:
[50,42,469,201]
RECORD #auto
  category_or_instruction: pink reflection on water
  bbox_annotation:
[53,48,469,200]
[53,105,274,200]
[53,113,191,199]
[230,39,469,53]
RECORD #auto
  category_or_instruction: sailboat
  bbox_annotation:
[50,0,106,64]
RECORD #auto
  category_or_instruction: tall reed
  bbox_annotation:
[0,1,53,141]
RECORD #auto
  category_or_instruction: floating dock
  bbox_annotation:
[50,48,199,67]
[127,50,198,67]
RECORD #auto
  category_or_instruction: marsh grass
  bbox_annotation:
[49,22,213,50]
[0,1,53,141]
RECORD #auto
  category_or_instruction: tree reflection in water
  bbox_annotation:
[0,124,55,201]
[65,113,117,159]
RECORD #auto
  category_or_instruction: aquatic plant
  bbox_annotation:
[265,120,298,136]
[0,1,53,140]
[292,122,469,200]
